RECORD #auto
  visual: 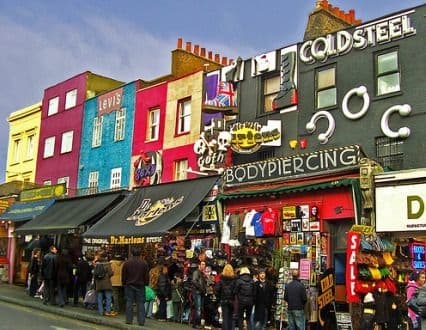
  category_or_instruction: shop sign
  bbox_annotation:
[410,243,426,270]
[98,88,123,116]
[224,145,360,186]
[127,197,184,226]
[202,203,218,223]
[300,10,416,65]
[133,151,162,186]
[346,231,361,303]
[349,225,374,234]
[108,235,162,245]
[0,200,11,213]
[376,182,426,231]
[20,184,66,202]
[230,121,281,154]
[83,237,109,245]
[317,268,335,327]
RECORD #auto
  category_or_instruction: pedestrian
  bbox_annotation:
[28,248,41,297]
[415,284,426,330]
[284,269,307,330]
[192,260,208,329]
[94,251,115,317]
[407,271,426,330]
[110,254,124,314]
[56,248,73,307]
[254,268,275,330]
[42,245,57,305]
[235,266,255,330]
[156,264,171,321]
[171,270,184,322]
[121,247,149,326]
[73,253,92,306]
[215,263,236,330]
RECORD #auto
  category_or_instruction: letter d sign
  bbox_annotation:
[407,195,424,219]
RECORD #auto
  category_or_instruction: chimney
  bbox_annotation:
[193,44,200,56]
[208,51,213,60]
[214,54,220,63]
[177,38,183,49]
[221,57,228,65]
[200,48,206,57]
[185,41,192,52]
[229,58,234,65]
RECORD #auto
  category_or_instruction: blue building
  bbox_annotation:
[78,81,140,192]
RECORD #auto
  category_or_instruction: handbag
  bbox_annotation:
[407,292,420,314]
[152,300,159,314]
[84,289,97,305]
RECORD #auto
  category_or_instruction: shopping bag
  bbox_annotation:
[152,300,158,314]
[84,289,97,305]
[166,300,174,319]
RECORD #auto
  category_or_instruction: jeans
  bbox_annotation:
[145,300,153,318]
[173,301,182,322]
[158,296,167,320]
[254,307,268,330]
[73,281,87,305]
[43,279,56,305]
[192,291,204,326]
[97,289,112,315]
[29,275,39,297]
[112,286,123,312]
[238,303,253,330]
[287,309,305,330]
[124,284,146,325]
[57,283,68,307]
[221,302,234,330]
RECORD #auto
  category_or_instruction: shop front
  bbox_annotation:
[219,145,364,327]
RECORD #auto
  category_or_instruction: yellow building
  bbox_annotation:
[6,102,42,183]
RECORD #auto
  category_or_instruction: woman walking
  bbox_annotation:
[28,248,42,297]
[215,264,237,330]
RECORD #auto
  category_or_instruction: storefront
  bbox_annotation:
[82,175,220,268]
[219,145,364,327]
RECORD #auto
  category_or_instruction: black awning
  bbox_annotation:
[83,176,219,238]
[0,199,55,223]
[15,191,124,234]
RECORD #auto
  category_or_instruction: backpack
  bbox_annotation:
[93,263,107,280]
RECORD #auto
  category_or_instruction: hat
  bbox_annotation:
[239,267,250,275]
[258,268,266,274]
[363,292,375,304]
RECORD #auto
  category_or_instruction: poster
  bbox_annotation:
[299,259,311,280]
[283,206,297,220]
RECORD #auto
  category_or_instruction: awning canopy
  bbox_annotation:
[83,176,219,238]
[0,199,55,223]
[15,191,125,234]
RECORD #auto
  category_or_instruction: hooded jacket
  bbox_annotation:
[407,280,420,320]
[215,275,236,304]
[235,274,255,305]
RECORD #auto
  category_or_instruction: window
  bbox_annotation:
[176,99,191,134]
[259,149,275,161]
[110,168,122,189]
[92,116,103,147]
[376,51,400,96]
[174,159,188,181]
[26,135,34,160]
[375,136,403,170]
[57,177,69,195]
[43,180,52,186]
[316,67,336,109]
[61,131,74,154]
[12,139,21,163]
[65,89,77,109]
[114,108,126,141]
[263,75,280,112]
[47,96,59,116]
[147,108,160,141]
[43,136,55,158]
[88,171,99,194]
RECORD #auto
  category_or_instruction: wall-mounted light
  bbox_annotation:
[289,140,298,149]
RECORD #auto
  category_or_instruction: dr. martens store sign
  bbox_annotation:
[224,145,361,186]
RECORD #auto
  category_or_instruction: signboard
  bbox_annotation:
[299,259,311,280]
[346,232,361,303]
[0,200,11,213]
[411,243,426,270]
[20,184,66,202]
[336,312,353,330]
[317,269,335,327]
[376,182,426,231]
[98,87,123,116]
[224,145,360,186]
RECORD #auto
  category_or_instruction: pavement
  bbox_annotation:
[0,282,191,329]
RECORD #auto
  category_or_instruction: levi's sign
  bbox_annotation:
[300,10,416,64]
[224,145,360,185]
[98,88,123,116]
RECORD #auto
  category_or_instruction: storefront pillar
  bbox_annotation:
[7,224,15,284]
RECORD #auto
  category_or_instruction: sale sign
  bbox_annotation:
[346,231,361,303]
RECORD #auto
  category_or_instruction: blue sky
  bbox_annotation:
[0,0,424,183]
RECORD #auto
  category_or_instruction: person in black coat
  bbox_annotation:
[254,268,275,330]
[284,270,307,330]
[156,265,171,321]
[56,249,73,307]
[215,264,237,330]
[41,245,57,305]
[73,254,92,306]
[28,248,41,297]
[235,267,255,330]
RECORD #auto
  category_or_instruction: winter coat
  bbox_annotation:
[157,273,171,299]
[407,281,421,320]
[192,268,207,294]
[215,275,236,305]
[110,260,124,287]
[415,286,426,318]
[284,279,307,311]
[56,253,73,285]
[76,258,91,284]
[254,279,275,321]
[42,252,57,280]
[29,256,40,276]
[94,260,113,291]
[235,274,255,306]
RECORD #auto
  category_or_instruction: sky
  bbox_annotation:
[0,0,424,183]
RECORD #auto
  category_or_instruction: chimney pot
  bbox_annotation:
[221,56,228,65]
[194,44,200,55]
[229,58,234,65]
[185,41,192,52]
[200,48,206,57]
[177,38,183,49]
[208,51,213,60]
[214,54,220,62]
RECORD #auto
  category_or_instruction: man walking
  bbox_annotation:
[122,248,149,326]
[191,261,207,329]
[42,245,57,305]
[284,270,307,330]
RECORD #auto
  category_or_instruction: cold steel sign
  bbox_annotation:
[224,145,360,186]
[300,10,416,64]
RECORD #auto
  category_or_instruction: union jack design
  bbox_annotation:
[205,81,237,108]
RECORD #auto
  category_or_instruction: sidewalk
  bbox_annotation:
[0,283,190,330]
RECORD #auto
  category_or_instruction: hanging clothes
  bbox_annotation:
[243,209,258,237]
[261,208,279,236]
[251,212,263,237]
[221,214,231,245]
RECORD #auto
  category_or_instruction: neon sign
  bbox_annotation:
[411,243,426,270]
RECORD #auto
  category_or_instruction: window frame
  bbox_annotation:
[147,107,160,141]
[26,134,34,160]
[12,139,21,163]
[263,74,281,113]
[47,96,59,116]
[92,116,103,148]
[43,180,52,186]
[57,176,70,195]
[60,130,74,154]
[43,136,55,159]
[315,65,337,110]
[110,167,122,189]
[176,98,191,135]
[114,108,126,142]
[173,158,188,181]
[375,136,404,170]
[65,89,77,110]
[88,171,99,193]
[375,49,400,96]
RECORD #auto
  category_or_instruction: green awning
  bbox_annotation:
[15,191,124,234]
